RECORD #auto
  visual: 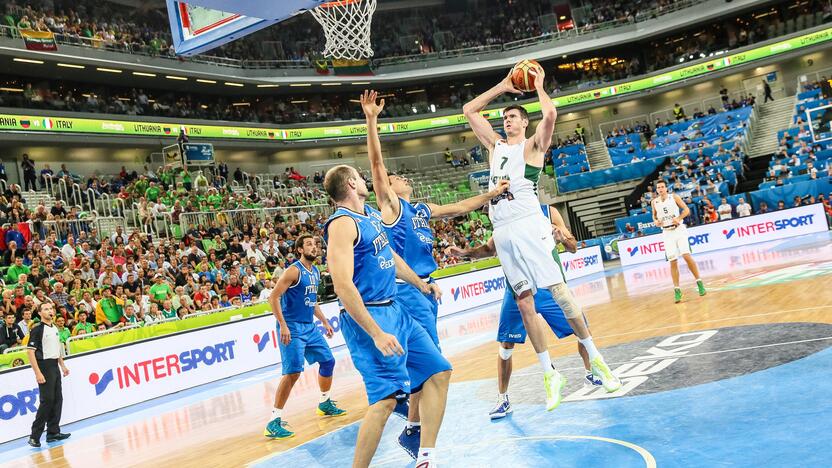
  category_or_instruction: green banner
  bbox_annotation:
[68,302,269,354]
[0,28,829,142]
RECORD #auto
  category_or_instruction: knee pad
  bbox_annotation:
[498,346,514,360]
[318,359,335,377]
[548,283,581,319]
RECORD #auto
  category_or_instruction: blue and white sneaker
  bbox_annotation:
[397,425,420,460]
[488,397,512,420]
[392,394,409,420]
[584,372,603,387]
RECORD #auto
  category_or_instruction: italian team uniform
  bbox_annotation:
[497,288,581,343]
[277,261,333,375]
[384,198,441,346]
[323,206,452,404]
[652,195,691,261]
[489,139,565,295]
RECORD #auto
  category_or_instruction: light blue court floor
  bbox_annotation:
[3,232,832,467]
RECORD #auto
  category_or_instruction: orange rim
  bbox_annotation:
[318,0,359,8]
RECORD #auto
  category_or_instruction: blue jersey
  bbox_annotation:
[280,260,320,323]
[384,198,437,278]
[323,205,396,304]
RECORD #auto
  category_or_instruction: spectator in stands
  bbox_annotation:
[1,311,23,353]
[736,198,752,218]
[793,196,803,208]
[673,103,686,121]
[757,201,769,214]
[21,154,37,191]
[717,198,733,220]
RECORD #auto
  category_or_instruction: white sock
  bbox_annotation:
[585,367,592,375]
[537,351,553,373]
[578,336,601,362]
[417,447,435,462]
[406,421,421,430]
[320,392,330,403]
[498,393,508,401]
[271,408,282,420]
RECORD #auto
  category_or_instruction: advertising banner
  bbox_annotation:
[560,246,605,281]
[1,28,830,142]
[617,204,828,266]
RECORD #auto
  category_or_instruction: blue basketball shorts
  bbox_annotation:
[396,279,440,347]
[277,321,334,375]
[497,288,585,344]
[340,301,452,405]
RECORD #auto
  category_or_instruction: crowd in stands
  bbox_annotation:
[0,158,494,355]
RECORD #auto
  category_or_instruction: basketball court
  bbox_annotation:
[2,231,831,467]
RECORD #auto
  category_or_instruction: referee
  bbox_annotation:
[27,302,71,448]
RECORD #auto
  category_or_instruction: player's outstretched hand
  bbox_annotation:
[360,90,385,119]
[444,245,467,258]
[373,332,404,357]
[501,69,523,95]
[488,179,510,198]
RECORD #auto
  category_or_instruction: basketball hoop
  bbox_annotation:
[310,0,376,60]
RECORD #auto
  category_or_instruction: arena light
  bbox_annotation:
[200,104,208,109]
[13,58,44,64]
[197,79,217,84]
[132,71,157,77]
[0,87,23,92]
[322,83,341,86]
[464,83,474,87]
[430,104,436,113]
[165,75,188,81]
[290,100,308,104]
[406,89,425,94]
[97,67,122,73]
[224,82,244,87]
[290,83,312,87]
[232,102,250,106]
[257,84,279,88]
[351,81,370,85]
[57,63,85,69]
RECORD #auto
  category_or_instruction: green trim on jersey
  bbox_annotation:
[525,164,542,195]
[551,247,566,282]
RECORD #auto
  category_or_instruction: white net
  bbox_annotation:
[310,0,377,60]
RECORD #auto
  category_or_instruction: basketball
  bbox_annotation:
[510,59,542,92]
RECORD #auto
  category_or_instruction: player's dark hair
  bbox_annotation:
[654,179,667,188]
[323,165,355,202]
[503,105,529,121]
[295,234,314,254]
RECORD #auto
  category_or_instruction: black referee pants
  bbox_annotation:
[30,359,63,440]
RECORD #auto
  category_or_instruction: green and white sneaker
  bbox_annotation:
[590,356,621,393]
[543,367,567,411]
[697,280,706,296]
[674,288,683,304]
[316,398,347,417]
[264,417,294,439]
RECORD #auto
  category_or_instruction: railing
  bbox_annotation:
[0,178,6,194]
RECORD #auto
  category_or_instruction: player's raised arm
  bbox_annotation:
[531,66,557,155]
[327,216,402,356]
[463,70,521,154]
[269,265,299,344]
[428,180,510,219]
[360,90,399,221]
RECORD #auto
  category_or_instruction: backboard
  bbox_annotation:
[166,0,326,56]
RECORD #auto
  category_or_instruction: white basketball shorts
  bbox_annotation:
[662,225,691,261]
[492,214,565,296]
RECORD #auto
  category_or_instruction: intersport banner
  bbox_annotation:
[617,204,828,266]
[1,28,830,142]
[560,245,605,281]
[0,267,507,443]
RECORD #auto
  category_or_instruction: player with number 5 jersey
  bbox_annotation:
[464,62,621,412]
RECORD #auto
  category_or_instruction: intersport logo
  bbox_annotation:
[88,340,237,395]
[723,214,816,239]
[450,277,506,301]
[564,254,599,271]
[0,388,39,421]
[253,331,278,352]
